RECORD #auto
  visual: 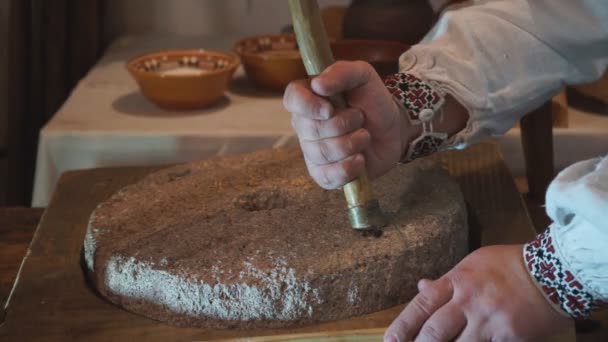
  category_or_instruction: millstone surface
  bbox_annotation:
[84,147,468,329]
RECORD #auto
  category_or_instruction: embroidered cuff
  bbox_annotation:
[524,228,606,319]
[384,73,448,163]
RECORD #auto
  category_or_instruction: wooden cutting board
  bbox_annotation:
[0,143,574,341]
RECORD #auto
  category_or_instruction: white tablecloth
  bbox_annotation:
[32,34,295,207]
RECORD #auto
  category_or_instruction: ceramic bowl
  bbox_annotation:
[331,40,410,78]
[234,34,307,91]
[127,49,240,110]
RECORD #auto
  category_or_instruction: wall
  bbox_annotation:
[0,1,8,149]
[0,0,9,205]
[104,0,351,44]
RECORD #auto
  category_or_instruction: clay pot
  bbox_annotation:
[234,35,411,90]
[127,49,239,110]
[331,40,410,78]
[343,0,435,45]
[234,34,307,91]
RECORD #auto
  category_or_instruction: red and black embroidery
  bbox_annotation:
[384,73,448,163]
[524,228,606,319]
[406,133,447,161]
[384,73,444,124]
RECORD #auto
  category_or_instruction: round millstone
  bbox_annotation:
[84,147,468,329]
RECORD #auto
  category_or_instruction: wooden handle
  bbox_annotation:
[289,0,381,229]
[289,0,346,108]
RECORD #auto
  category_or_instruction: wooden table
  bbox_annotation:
[0,143,576,341]
[0,207,44,315]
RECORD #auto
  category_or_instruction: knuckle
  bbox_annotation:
[310,99,322,117]
[343,135,354,155]
[388,316,420,342]
[446,271,471,300]
[451,292,470,307]
[493,314,520,339]
[419,323,447,341]
[317,166,336,189]
[296,118,321,141]
[301,141,318,163]
[355,61,374,79]
[447,268,467,284]
[291,115,305,133]
[448,272,470,304]
[337,158,356,184]
[412,293,436,317]
[481,292,502,310]
[317,141,332,163]
[334,115,349,134]
[307,163,331,189]
[310,120,322,140]
[358,129,370,147]
[353,108,364,125]
[333,173,350,189]
[394,315,412,336]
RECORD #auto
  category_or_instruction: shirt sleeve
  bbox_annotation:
[523,156,608,318]
[400,0,608,148]
[547,156,608,302]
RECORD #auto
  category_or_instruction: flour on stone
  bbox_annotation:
[84,211,101,271]
[347,284,360,306]
[105,255,322,321]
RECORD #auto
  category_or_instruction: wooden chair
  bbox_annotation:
[521,91,568,201]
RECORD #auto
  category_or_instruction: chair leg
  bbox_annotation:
[552,90,569,128]
[520,101,555,201]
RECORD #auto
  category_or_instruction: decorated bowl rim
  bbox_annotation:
[233,33,301,62]
[127,49,241,78]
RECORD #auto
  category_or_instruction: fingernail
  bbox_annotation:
[384,334,400,342]
[417,278,432,291]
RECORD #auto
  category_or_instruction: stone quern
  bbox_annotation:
[84,148,468,329]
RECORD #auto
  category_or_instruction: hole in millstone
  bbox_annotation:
[361,228,384,239]
[234,188,288,212]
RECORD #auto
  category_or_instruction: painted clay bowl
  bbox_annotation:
[234,34,307,91]
[127,49,240,110]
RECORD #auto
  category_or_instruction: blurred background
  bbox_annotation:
[1,0,607,208]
